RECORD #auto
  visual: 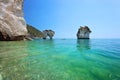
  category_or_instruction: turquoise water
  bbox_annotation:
[0,39,120,80]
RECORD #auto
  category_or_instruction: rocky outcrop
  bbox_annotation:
[0,0,28,41]
[77,26,91,39]
[27,24,44,39]
[42,30,55,39]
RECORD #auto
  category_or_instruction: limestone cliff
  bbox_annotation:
[77,26,91,39]
[42,30,55,39]
[0,0,28,41]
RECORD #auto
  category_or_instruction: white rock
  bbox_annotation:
[77,26,91,39]
[0,0,28,40]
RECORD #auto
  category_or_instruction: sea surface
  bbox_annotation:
[0,39,120,80]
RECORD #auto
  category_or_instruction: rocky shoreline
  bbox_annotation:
[0,0,91,41]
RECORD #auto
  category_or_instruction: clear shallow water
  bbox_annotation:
[0,39,120,80]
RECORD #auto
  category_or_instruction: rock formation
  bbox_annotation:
[0,0,28,41]
[27,24,44,39]
[42,30,55,39]
[77,26,91,39]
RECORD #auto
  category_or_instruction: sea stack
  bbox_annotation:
[42,30,55,39]
[0,0,28,41]
[77,26,91,39]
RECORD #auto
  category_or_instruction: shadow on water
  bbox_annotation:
[77,39,91,50]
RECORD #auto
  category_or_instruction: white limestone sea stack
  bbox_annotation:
[0,0,28,41]
[77,26,91,39]
[42,30,55,39]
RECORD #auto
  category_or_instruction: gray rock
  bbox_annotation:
[77,26,91,39]
[0,0,28,41]
[42,30,55,39]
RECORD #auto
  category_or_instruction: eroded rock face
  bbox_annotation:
[0,0,28,41]
[42,30,55,39]
[77,26,91,39]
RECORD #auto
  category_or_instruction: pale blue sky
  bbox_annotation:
[24,0,120,39]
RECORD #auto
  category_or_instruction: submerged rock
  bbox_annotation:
[0,73,2,80]
[42,30,55,39]
[0,0,28,41]
[77,26,91,39]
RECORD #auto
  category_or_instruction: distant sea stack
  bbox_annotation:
[77,26,91,39]
[0,0,28,41]
[42,30,55,39]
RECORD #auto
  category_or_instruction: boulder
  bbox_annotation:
[42,30,55,39]
[0,0,28,41]
[77,26,91,39]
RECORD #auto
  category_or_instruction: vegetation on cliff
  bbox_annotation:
[27,24,44,38]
